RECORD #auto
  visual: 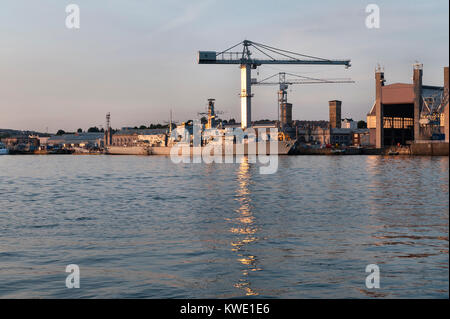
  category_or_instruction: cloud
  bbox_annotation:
[153,0,214,35]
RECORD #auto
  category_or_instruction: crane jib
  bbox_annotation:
[198,52,350,66]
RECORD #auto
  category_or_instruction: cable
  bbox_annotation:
[251,41,332,61]
[251,44,276,61]
[252,43,303,61]
[257,73,280,84]
[215,41,243,56]
[284,72,352,82]
[263,65,331,75]
[256,72,354,85]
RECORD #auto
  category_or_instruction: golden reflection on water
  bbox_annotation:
[230,158,261,296]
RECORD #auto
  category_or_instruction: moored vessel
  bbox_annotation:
[0,142,9,155]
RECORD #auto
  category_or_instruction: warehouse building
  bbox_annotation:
[47,132,104,148]
[367,65,449,148]
[111,128,167,146]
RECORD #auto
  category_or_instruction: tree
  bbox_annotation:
[88,127,100,133]
[77,128,83,133]
[229,118,236,124]
[139,125,147,129]
[56,130,66,135]
[357,120,367,129]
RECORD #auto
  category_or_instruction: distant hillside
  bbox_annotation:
[0,129,49,138]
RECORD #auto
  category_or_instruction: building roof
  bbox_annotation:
[330,128,353,134]
[223,123,241,128]
[353,128,369,133]
[368,82,445,115]
[252,121,277,128]
[48,133,104,144]
[116,128,167,135]
[381,83,415,104]
[423,85,444,91]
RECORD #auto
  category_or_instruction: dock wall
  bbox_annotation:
[410,142,449,156]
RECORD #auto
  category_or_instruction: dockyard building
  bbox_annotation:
[367,65,449,147]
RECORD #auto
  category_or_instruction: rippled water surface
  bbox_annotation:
[0,155,448,298]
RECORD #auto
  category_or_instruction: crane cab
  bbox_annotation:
[198,51,217,64]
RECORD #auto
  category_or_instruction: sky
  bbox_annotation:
[0,0,448,132]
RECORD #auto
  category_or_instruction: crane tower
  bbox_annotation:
[198,40,351,129]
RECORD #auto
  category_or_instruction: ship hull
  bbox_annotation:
[105,146,148,155]
[106,140,295,156]
[150,140,295,156]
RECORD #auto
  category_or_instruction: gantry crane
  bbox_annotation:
[252,72,355,127]
[419,84,449,137]
[198,40,351,129]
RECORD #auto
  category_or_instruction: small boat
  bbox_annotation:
[0,142,9,155]
[47,148,75,155]
[331,149,345,155]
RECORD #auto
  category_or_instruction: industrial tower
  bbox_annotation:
[104,112,112,146]
[198,99,223,129]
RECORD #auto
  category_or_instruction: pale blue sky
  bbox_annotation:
[0,0,448,132]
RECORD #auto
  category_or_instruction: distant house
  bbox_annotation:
[1,136,40,147]
[1,136,40,152]
[111,128,167,146]
[308,127,354,146]
[47,132,104,148]
[352,129,371,147]
[341,118,357,129]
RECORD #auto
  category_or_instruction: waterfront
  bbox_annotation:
[0,155,448,298]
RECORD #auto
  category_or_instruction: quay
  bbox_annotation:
[1,66,448,157]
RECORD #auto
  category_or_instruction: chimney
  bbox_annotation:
[375,67,385,148]
[329,100,342,129]
[445,66,449,92]
[444,67,449,143]
[413,64,423,141]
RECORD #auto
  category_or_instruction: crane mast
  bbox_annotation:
[198,40,351,129]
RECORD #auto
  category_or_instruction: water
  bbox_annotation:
[0,155,448,298]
